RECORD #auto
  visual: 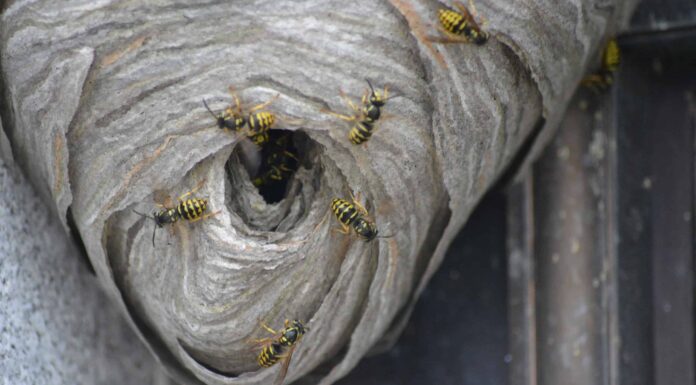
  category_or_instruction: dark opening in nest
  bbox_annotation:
[250,129,300,203]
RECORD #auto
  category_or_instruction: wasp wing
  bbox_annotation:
[452,1,482,30]
[152,189,173,208]
[237,136,263,178]
[273,345,297,385]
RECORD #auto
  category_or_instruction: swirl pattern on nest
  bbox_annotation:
[0,0,637,384]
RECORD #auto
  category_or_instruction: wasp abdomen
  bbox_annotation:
[603,39,620,73]
[177,198,208,221]
[332,198,359,226]
[250,131,270,146]
[439,9,468,34]
[349,122,374,145]
[248,112,275,133]
[258,342,283,367]
[581,39,620,92]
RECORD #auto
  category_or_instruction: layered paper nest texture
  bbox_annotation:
[0,0,636,384]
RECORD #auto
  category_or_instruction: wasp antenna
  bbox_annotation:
[202,99,218,118]
[132,209,154,220]
[365,79,376,94]
[151,226,157,247]
[132,209,157,247]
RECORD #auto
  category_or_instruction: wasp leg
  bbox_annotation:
[244,336,273,353]
[332,222,352,235]
[177,179,207,201]
[581,74,605,85]
[235,125,257,139]
[467,0,487,25]
[248,94,280,113]
[321,108,357,122]
[259,320,278,336]
[580,74,608,94]
[251,337,274,345]
[339,89,360,113]
[177,191,194,201]
[350,191,369,217]
[282,150,299,162]
[275,113,306,127]
[454,0,488,27]
[228,86,244,115]
[188,210,221,223]
[452,0,476,18]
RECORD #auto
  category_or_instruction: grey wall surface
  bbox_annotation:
[0,158,174,385]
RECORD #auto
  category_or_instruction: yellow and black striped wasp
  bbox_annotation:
[252,132,299,188]
[581,38,620,93]
[253,319,309,385]
[429,0,489,45]
[323,80,392,145]
[133,181,219,246]
[203,86,279,146]
[331,192,391,242]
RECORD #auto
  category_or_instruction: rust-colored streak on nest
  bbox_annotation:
[102,134,183,214]
[52,133,65,195]
[386,237,399,289]
[100,35,149,68]
[388,0,447,69]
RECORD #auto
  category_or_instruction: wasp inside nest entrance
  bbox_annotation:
[227,129,304,203]
[225,129,322,232]
[253,129,301,203]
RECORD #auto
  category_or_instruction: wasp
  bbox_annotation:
[581,38,620,93]
[428,0,489,45]
[133,181,219,246]
[331,193,381,242]
[324,80,391,145]
[203,86,279,146]
[252,149,299,187]
[252,133,299,187]
[253,319,308,385]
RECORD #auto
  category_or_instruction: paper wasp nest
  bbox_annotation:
[0,0,636,384]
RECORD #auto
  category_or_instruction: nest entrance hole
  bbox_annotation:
[251,129,301,203]
[225,129,321,232]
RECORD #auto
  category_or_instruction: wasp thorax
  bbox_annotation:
[354,218,378,241]
[283,328,298,344]
[363,104,381,122]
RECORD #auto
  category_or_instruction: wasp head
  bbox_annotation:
[203,99,246,130]
[473,31,489,45]
[153,209,177,227]
[366,79,386,107]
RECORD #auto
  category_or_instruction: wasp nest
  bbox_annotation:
[0,0,636,384]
